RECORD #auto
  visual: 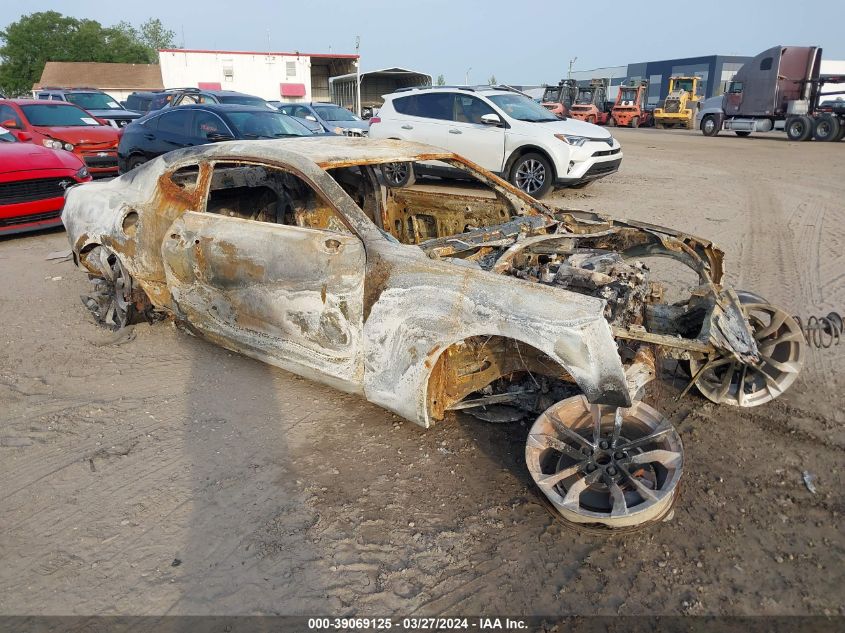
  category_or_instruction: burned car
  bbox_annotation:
[63,138,804,530]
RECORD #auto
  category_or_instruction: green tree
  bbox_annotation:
[139,18,177,51]
[0,12,176,96]
[436,74,445,86]
[488,74,497,85]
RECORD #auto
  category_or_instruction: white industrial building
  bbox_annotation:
[157,48,359,103]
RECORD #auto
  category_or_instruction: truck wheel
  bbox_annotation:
[631,116,640,129]
[786,116,813,141]
[701,115,720,137]
[735,131,751,137]
[510,153,553,199]
[587,116,596,124]
[813,115,841,142]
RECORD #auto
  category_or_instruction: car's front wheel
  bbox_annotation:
[127,155,148,171]
[510,152,553,199]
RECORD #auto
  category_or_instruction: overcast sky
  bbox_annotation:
[8,1,843,84]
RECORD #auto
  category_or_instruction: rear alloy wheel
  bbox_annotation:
[81,246,138,331]
[688,298,804,407]
[380,161,416,188]
[701,115,719,136]
[526,396,683,530]
[510,152,553,198]
[813,115,841,142]
[786,115,813,141]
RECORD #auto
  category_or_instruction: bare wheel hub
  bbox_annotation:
[526,396,683,529]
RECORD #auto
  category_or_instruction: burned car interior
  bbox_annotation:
[65,138,805,529]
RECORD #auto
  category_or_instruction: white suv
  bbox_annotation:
[369,86,622,198]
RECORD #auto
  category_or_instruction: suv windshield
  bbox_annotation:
[65,92,122,110]
[219,95,269,107]
[313,105,359,122]
[22,104,101,127]
[487,94,558,122]
[226,111,313,138]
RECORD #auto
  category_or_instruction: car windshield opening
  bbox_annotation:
[226,111,313,138]
[21,104,101,127]
[487,94,558,122]
[65,93,122,110]
[313,106,359,122]
[325,157,545,247]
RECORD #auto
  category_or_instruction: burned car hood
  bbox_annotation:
[419,209,759,366]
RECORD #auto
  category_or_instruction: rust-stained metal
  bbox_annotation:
[62,136,805,530]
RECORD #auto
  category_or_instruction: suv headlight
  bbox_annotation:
[555,134,589,147]
[75,166,90,180]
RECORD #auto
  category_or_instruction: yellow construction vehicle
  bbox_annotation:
[653,76,703,129]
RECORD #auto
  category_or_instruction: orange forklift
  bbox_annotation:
[541,79,578,117]
[569,78,611,125]
[609,79,652,128]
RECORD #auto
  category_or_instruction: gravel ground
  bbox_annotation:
[0,127,843,617]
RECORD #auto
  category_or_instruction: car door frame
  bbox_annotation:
[160,158,368,393]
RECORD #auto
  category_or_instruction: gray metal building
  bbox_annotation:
[568,54,753,105]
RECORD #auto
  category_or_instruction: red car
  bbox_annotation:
[0,125,92,236]
[0,99,120,178]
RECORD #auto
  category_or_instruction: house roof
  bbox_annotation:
[33,62,164,91]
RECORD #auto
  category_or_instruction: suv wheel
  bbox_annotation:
[510,153,553,198]
[380,162,416,188]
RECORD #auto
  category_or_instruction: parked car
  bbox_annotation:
[117,104,315,172]
[369,85,623,198]
[267,101,323,133]
[0,124,91,235]
[277,102,369,136]
[35,88,141,128]
[0,100,121,178]
[62,137,802,530]
[165,88,276,110]
[122,91,163,114]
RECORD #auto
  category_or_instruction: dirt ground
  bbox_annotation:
[1,128,843,617]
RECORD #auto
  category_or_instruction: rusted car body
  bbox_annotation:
[63,137,803,530]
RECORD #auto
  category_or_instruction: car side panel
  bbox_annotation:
[161,211,367,391]
[363,243,630,428]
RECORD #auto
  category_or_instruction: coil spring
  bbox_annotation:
[793,312,843,349]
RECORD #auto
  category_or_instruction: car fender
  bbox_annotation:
[362,245,629,428]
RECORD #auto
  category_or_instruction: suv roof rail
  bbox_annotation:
[164,87,200,93]
[392,85,477,93]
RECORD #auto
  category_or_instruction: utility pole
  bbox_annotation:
[568,57,577,80]
[465,67,472,86]
[355,35,361,117]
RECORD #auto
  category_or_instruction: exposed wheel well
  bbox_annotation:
[425,335,576,422]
